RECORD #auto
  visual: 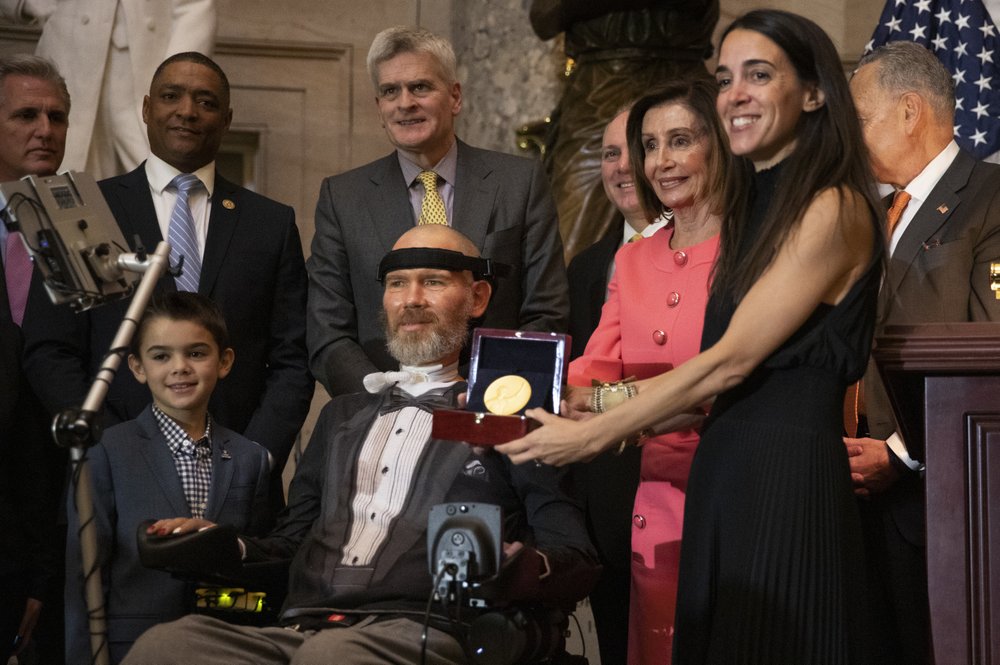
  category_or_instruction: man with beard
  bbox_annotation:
[123,224,598,665]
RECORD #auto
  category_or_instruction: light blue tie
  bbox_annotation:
[168,173,203,292]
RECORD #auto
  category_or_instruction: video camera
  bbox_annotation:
[0,171,140,311]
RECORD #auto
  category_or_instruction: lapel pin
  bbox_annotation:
[220,448,232,460]
[937,204,948,214]
[222,199,236,210]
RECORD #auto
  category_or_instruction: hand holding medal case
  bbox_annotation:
[432,328,570,445]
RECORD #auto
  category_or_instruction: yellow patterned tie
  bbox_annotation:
[417,170,448,225]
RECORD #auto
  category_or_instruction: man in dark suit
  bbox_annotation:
[847,41,1000,664]
[307,26,569,398]
[122,225,597,665]
[22,52,312,496]
[0,53,70,663]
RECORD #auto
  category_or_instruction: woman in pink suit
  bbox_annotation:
[568,77,748,664]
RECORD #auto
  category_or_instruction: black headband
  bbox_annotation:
[376,247,507,283]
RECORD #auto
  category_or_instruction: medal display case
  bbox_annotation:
[432,328,570,445]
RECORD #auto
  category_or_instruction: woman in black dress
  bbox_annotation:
[499,9,884,663]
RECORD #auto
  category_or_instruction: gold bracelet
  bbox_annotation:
[590,380,637,414]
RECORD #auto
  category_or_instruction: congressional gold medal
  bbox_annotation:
[484,375,532,415]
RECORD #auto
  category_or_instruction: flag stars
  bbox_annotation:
[971,128,987,147]
[910,24,928,40]
[977,47,995,65]
[935,7,952,24]
[955,13,972,30]
[974,73,993,92]
[956,96,965,111]
[932,35,949,50]
[955,40,969,56]
[953,68,967,84]
[980,23,997,38]
[972,101,990,119]
[887,16,903,32]
[914,0,931,12]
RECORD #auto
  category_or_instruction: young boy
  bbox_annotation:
[64,292,272,665]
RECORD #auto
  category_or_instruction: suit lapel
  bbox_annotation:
[204,425,234,522]
[885,151,972,299]
[104,165,167,255]
[452,140,496,250]
[200,175,240,296]
[370,154,418,253]
[135,408,191,516]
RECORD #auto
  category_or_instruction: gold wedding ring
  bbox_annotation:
[484,375,532,415]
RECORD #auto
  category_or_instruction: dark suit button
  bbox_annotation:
[653,330,667,345]
[673,251,688,266]
[667,292,680,307]
[633,514,646,529]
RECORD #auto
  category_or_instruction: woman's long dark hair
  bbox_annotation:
[626,77,752,227]
[710,9,882,301]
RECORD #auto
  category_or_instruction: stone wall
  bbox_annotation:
[451,0,564,155]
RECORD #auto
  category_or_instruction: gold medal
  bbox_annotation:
[483,375,532,415]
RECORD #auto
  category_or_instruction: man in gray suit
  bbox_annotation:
[847,41,1000,664]
[307,26,569,397]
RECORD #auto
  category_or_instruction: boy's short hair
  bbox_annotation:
[131,292,230,355]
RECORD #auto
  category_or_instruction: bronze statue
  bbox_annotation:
[530,0,718,259]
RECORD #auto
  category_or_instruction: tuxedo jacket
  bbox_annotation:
[64,406,271,665]
[242,388,598,618]
[22,164,313,468]
[306,140,570,396]
[566,216,622,360]
[865,149,1000,543]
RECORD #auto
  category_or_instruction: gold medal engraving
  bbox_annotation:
[483,375,532,415]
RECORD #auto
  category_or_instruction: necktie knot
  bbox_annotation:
[417,170,448,225]
[170,173,202,197]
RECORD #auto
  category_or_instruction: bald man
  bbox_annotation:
[124,225,598,665]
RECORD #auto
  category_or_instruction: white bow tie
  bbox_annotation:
[362,362,462,395]
[363,370,428,394]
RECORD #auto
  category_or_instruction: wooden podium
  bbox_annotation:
[874,322,1000,665]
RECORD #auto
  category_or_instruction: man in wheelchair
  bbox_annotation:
[124,225,599,665]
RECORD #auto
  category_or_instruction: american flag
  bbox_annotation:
[866,0,1000,159]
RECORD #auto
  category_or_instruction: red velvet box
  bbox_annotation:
[431,328,571,446]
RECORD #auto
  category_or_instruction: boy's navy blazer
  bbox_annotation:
[64,406,271,665]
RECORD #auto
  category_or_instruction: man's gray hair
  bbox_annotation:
[366,26,457,90]
[857,41,954,121]
[0,54,70,111]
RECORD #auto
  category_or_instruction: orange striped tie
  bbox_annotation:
[844,191,911,436]
[886,189,911,237]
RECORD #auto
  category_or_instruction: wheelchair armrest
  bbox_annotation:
[137,519,242,580]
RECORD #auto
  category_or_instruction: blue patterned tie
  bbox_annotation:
[168,173,203,292]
